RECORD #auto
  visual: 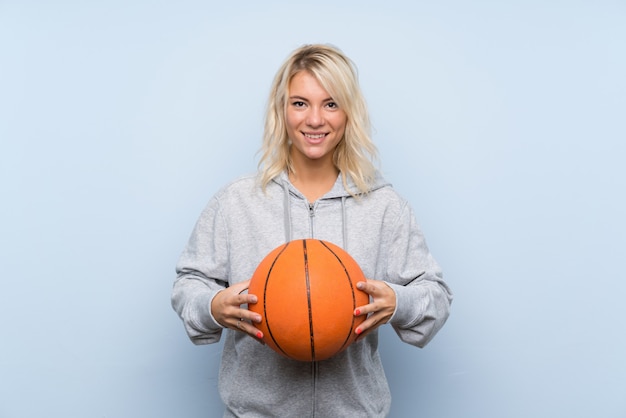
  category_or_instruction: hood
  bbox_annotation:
[271,170,391,250]
[271,170,390,199]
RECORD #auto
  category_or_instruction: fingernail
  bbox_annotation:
[355,328,362,335]
[355,309,361,316]
[256,331,263,339]
[250,295,258,303]
[357,282,363,289]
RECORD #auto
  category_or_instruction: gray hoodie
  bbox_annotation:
[172,171,452,417]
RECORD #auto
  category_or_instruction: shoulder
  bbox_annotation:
[196,173,261,217]
[364,171,409,207]
[213,173,261,200]
[366,184,409,210]
[210,172,286,212]
[357,177,417,226]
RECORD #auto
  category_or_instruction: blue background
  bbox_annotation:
[1,1,625,417]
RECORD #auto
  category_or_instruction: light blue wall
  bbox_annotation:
[1,1,624,417]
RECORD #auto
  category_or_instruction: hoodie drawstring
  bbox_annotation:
[341,196,347,252]
[282,180,349,252]
[282,181,293,242]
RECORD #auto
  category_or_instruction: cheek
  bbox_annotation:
[333,115,347,136]
[285,111,300,133]
[285,111,293,129]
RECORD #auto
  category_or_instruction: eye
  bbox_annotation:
[326,101,339,109]
[291,101,306,107]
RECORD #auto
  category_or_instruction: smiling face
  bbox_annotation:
[286,71,347,171]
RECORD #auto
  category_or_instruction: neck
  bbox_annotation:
[289,155,339,203]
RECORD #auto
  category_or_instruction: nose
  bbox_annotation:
[306,106,324,127]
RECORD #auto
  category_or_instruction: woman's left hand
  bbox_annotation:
[353,278,396,340]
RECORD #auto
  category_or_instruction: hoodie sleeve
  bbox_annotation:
[171,197,229,345]
[384,201,453,348]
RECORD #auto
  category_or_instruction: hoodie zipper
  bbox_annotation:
[308,202,316,237]
[311,361,318,417]
[306,202,318,416]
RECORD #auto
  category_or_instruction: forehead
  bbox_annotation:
[288,71,332,98]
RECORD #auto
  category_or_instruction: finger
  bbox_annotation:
[354,313,385,340]
[359,278,392,295]
[230,279,251,298]
[354,304,372,317]
[356,280,369,293]
[356,279,383,296]
[237,306,262,324]
[235,318,265,343]
[228,280,258,305]
[232,279,251,292]
[354,298,392,316]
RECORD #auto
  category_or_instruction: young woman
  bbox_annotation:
[172,44,452,417]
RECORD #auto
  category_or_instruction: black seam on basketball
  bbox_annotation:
[303,239,316,361]
[263,242,291,358]
[319,240,358,352]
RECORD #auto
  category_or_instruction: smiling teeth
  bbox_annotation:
[305,133,325,139]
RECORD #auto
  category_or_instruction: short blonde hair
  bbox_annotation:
[258,44,378,195]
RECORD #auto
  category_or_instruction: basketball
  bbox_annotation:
[248,239,368,362]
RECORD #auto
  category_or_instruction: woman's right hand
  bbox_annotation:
[211,279,264,342]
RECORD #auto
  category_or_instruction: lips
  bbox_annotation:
[303,132,328,144]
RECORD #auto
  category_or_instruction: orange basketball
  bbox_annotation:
[248,239,368,362]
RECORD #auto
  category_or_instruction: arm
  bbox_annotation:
[172,198,264,344]
[386,202,452,347]
[355,202,452,348]
[171,198,230,345]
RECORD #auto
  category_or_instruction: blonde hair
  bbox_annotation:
[258,44,378,195]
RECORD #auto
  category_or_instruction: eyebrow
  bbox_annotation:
[288,95,334,102]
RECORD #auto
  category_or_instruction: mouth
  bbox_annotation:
[303,132,328,140]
